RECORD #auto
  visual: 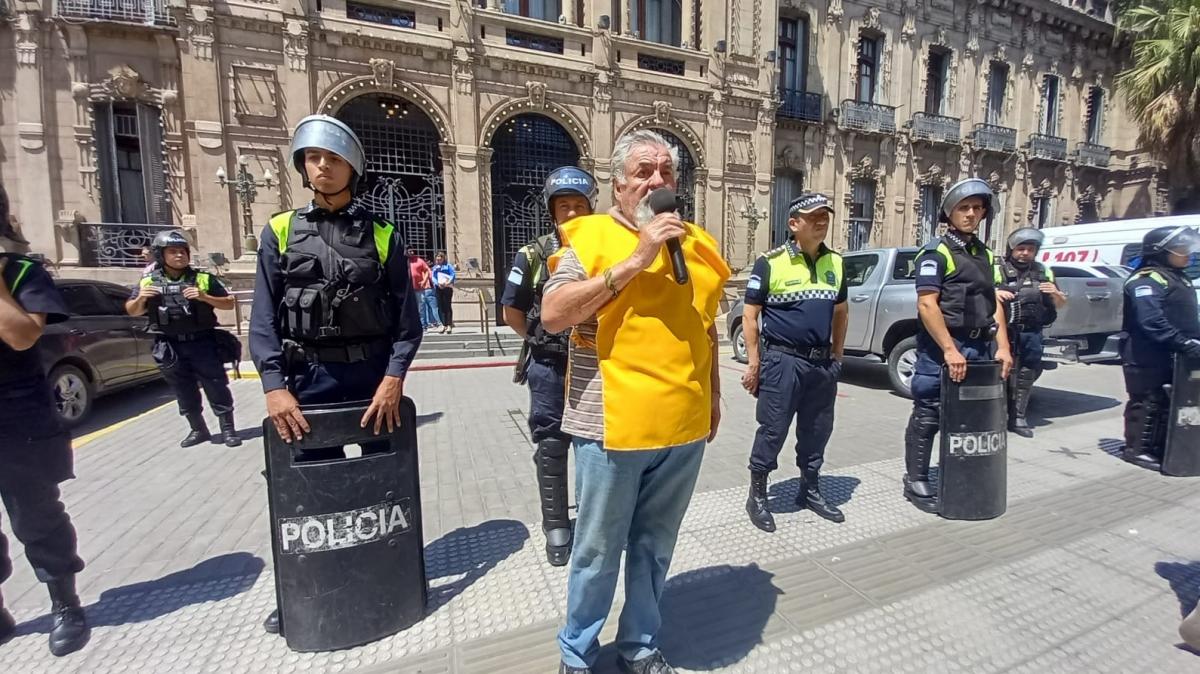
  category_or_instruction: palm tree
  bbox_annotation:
[1115,1,1200,210]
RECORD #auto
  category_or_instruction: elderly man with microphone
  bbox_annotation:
[541,129,730,674]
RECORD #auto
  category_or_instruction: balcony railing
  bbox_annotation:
[839,100,896,135]
[58,0,175,25]
[971,123,1017,153]
[910,112,961,144]
[506,29,564,54]
[777,89,822,123]
[637,53,685,76]
[1075,141,1111,168]
[1056,0,1112,23]
[78,222,174,268]
[1028,133,1068,162]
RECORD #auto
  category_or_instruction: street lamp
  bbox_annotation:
[216,155,274,259]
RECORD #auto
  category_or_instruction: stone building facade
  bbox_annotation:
[0,0,1164,291]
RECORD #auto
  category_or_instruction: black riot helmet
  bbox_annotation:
[1143,225,1200,260]
[151,229,191,266]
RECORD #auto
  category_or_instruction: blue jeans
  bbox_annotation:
[419,288,441,328]
[558,437,706,668]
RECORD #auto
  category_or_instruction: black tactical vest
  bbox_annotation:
[142,268,218,337]
[272,210,394,345]
[522,233,568,355]
[1000,260,1056,329]
[920,234,1000,331]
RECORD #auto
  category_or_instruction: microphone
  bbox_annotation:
[647,188,689,285]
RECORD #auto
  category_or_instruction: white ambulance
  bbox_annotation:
[1038,214,1200,281]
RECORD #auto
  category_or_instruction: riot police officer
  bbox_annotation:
[903,179,1013,512]
[997,228,1066,438]
[126,230,241,448]
[742,193,848,532]
[248,114,423,634]
[500,166,596,566]
[1120,225,1200,470]
[0,192,90,656]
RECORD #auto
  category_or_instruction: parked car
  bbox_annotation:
[38,279,163,427]
[726,248,1125,398]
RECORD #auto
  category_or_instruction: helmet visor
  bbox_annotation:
[1162,227,1200,256]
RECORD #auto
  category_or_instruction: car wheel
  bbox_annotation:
[50,364,93,427]
[732,322,748,364]
[887,336,919,398]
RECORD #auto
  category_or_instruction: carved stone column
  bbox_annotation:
[13,12,58,261]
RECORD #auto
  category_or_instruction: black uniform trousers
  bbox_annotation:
[527,353,568,443]
[1123,362,1172,458]
[748,348,840,475]
[285,347,393,462]
[154,331,234,417]
[0,435,85,586]
[1010,329,1044,370]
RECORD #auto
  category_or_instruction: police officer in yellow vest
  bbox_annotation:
[903,179,1013,512]
[742,193,849,532]
[126,229,241,448]
[248,114,423,635]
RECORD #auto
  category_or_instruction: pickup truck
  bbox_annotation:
[726,246,1124,397]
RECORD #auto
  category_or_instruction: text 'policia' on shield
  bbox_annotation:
[277,499,414,554]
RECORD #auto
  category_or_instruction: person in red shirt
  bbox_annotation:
[407,249,441,330]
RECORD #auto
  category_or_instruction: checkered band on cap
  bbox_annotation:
[788,193,834,215]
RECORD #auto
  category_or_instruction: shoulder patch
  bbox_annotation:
[1134,285,1154,298]
[747,274,762,291]
[918,259,940,277]
[507,266,525,285]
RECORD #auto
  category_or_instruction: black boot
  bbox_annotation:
[1008,367,1038,438]
[536,439,573,566]
[1123,397,1165,471]
[745,470,775,532]
[798,472,844,523]
[0,590,15,647]
[219,413,242,448]
[903,402,940,514]
[46,576,89,656]
[180,412,210,448]
[263,608,280,635]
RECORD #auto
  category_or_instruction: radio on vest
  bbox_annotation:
[648,188,689,285]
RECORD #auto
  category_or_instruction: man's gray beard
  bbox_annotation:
[633,195,654,228]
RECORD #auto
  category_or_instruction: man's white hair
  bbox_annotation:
[611,129,679,183]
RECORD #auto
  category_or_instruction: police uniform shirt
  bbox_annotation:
[915,232,990,294]
[249,201,424,392]
[1123,266,1200,362]
[500,232,560,314]
[0,254,69,438]
[745,240,847,349]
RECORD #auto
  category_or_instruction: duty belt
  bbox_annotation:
[765,341,831,362]
[291,340,390,364]
[161,330,215,343]
[950,327,995,341]
[530,342,569,357]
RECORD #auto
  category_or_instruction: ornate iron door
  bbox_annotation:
[657,129,696,223]
[338,95,445,262]
[490,114,580,301]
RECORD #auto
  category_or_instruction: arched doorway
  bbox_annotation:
[656,129,697,222]
[490,113,580,300]
[337,94,445,261]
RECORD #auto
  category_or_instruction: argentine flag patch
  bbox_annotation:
[919,260,938,276]
[507,267,524,285]
[747,275,762,291]
[1134,286,1153,298]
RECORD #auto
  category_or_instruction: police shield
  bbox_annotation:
[1163,355,1200,477]
[265,399,427,652]
[938,361,1007,520]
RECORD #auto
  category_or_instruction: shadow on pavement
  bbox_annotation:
[15,552,265,635]
[424,519,529,612]
[837,358,897,394]
[417,411,444,427]
[655,564,780,670]
[1155,561,1200,619]
[1029,388,1120,424]
[1098,437,1125,460]
[768,475,861,514]
[70,379,174,439]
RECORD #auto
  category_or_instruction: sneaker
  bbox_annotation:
[617,651,675,674]
[559,662,591,674]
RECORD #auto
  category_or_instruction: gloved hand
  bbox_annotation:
[1180,339,1200,360]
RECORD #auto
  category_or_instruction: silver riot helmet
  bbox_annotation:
[289,115,366,196]
[1006,227,1045,253]
[940,178,994,226]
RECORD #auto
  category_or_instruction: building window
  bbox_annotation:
[918,184,943,245]
[771,172,804,248]
[985,62,1008,125]
[1032,196,1054,229]
[1039,75,1061,136]
[631,0,682,47]
[924,48,949,115]
[1079,200,1100,223]
[856,34,881,103]
[1085,87,1105,145]
[346,2,416,28]
[507,29,565,53]
[94,102,170,225]
[849,179,876,251]
[502,0,561,21]
[778,16,809,94]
